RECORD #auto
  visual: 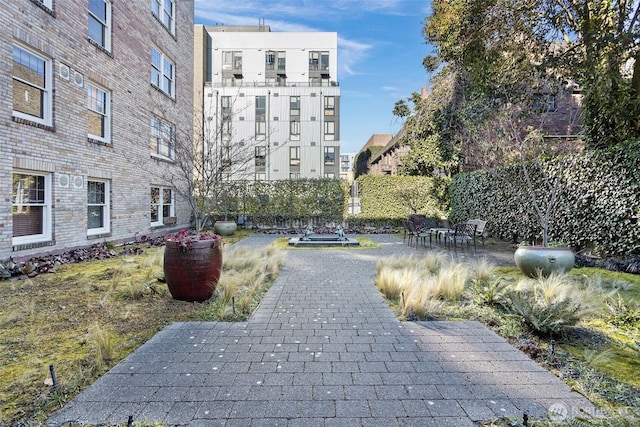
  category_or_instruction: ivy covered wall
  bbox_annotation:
[449,140,640,256]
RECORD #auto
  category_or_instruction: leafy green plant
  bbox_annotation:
[499,273,591,335]
[602,293,640,327]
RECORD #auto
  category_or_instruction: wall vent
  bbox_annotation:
[59,64,70,80]
[73,175,84,189]
[58,174,69,188]
[73,72,84,87]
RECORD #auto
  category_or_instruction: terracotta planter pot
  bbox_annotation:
[163,239,223,302]
[214,220,237,236]
[514,246,575,278]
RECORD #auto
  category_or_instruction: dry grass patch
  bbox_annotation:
[0,242,283,425]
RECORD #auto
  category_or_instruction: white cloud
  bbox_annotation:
[338,37,373,77]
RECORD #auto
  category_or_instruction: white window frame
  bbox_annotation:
[324,121,335,141]
[324,96,335,116]
[151,46,175,97]
[12,44,53,126]
[150,117,175,159]
[290,120,300,140]
[87,179,110,236]
[87,81,111,143]
[151,0,175,34]
[150,186,174,226]
[88,0,112,51]
[290,146,300,166]
[12,170,52,245]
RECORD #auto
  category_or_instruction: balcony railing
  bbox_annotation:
[205,80,339,88]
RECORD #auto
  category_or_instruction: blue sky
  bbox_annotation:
[194,0,433,153]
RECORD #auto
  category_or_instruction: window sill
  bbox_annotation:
[150,84,176,101]
[88,137,112,147]
[30,0,55,16]
[87,232,111,240]
[151,154,175,163]
[12,116,55,132]
[88,38,113,58]
[13,239,55,252]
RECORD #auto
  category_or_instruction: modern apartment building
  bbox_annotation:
[194,25,341,181]
[0,0,193,260]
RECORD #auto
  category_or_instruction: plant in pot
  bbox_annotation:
[491,100,581,278]
[149,90,259,301]
[164,228,222,302]
[213,184,238,236]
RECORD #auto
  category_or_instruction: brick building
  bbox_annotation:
[0,0,193,259]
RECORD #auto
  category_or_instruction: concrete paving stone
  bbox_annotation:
[356,361,386,372]
[323,372,355,386]
[436,384,475,399]
[425,399,466,417]
[265,399,302,418]
[435,416,478,427]
[405,384,443,399]
[457,399,497,421]
[251,418,290,427]
[162,401,201,424]
[335,399,371,417]
[150,386,189,402]
[194,400,234,419]
[288,418,326,427]
[374,385,412,399]
[369,399,408,417]
[398,417,441,427]
[385,361,417,372]
[229,400,269,418]
[344,385,376,400]
[292,372,323,385]
[216,384,252,400]
[280,385,314,400]
[324,417,367,427]
[314,385,346,400]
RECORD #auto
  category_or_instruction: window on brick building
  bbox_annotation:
[152,0,175,34]
[12,171,52,245]
[87,179,110,235]
[12,44,52,126]
[151,186,174,226]
[88,0,112,51]
[87,82,111,143]
[150,117,175,159]
[151,47,175,97]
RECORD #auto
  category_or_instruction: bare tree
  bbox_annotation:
[130,88,262,233]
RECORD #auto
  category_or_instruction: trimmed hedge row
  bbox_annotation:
[449,140,640,256]
[228,178,348,226]
[352,175,449,225]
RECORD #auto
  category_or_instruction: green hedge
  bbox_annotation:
[353,175,449,225]
[449,140,640,256]
[241,178,347,226]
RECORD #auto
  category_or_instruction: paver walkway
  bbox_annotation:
[47,235,595,426]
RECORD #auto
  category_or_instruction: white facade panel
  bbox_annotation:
[200,26,341,181]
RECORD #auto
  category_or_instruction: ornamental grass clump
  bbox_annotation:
[499,272,593,335]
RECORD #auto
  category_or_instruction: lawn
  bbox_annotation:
[0,231,282,425]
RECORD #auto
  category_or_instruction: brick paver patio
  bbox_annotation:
[47,234,595,426]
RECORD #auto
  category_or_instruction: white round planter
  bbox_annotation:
[514,246,575,278]
[214,220,237,236]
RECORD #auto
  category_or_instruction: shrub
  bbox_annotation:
[499,273,591,335]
